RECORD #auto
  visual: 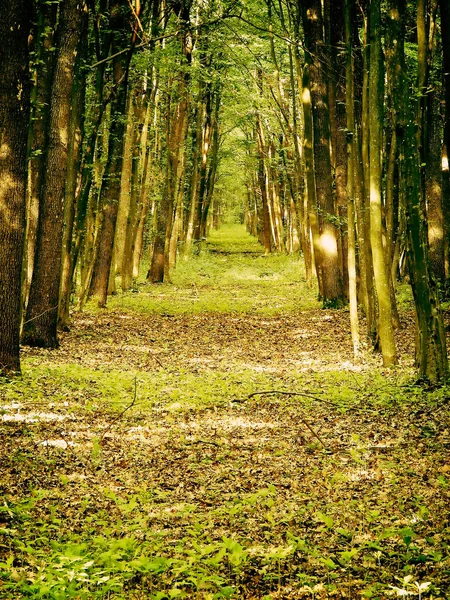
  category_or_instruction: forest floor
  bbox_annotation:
[1,225,450,600]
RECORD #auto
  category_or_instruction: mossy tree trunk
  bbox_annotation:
[392,0,447,380]
[368,0,398,366]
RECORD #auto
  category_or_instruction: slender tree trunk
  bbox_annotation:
[345,0,360,357]
[58,12,89,330]
[89,1,134,306]
[427,94,446,283]
[439,0,450,280]
[23,0,84,348]
[0,0,31,374]
[368,0,397,366]
[329,0,349,293]
[185,97,203,256]
[256,121,272,254]
[358,4,377,337]
[394,0,448,380]
[301,60,323,294]
[114,88,136,277]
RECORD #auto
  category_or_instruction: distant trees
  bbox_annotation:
[0,0,449,380]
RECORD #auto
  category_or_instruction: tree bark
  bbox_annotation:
[58,11,89,330]
[345,0,360,357]
[0,0,31,374]
[23,0,84,348]
[439,0,450,280]
[302,0,344,306]
[23,0,57,321]
[394,0,448,380]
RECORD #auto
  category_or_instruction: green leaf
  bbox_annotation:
[316,512,334,528]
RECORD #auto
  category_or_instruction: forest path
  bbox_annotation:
[2,225,449,598]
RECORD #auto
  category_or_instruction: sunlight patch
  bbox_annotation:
[38,439,76,449]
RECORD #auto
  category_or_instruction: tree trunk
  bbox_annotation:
[89,0,134,306]
[368,0,397,366]
[427,94,445,283]
[345,0,360,357]
[22,0,57,321]
[300,61,323,293]
[358,4,377,337]
[439,0,450,281]
[114,88,136,277]
[394,0,448,380]
[302,0,344,306]
[23,0,84,348]
[184,97,203,256]
[58,11,89,330]
[0,0,31,374]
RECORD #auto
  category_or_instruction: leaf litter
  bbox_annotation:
[1,236,450,598]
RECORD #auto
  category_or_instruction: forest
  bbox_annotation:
[1,0,450,598]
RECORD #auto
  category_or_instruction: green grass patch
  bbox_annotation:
[103,225,319,316]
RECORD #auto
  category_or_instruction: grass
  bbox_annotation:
[104,225,320,316]
[1,224,450,599]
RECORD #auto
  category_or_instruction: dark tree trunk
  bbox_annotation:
[23,0,57,318]
[22,0,84,348]
[0,0,31,374]
[302,0,344,306]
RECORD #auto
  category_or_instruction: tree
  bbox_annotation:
[0,0,31,374]
[22,0,86,347]
[89,0,137,305]
[301,0,344,306]
[393,0,448,381]
[368,0,398,366]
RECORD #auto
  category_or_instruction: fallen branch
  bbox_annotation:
[234,390,331,451]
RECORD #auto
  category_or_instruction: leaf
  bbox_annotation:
[319,557,337,569]
[316,512,334,528]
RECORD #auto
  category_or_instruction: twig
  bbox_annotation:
[246,390,337,406]
[242,390,332,451]
[101,377,138,442]
[149,352,165,369]
[23,305,58,325]
[186,439,221,447]
[297,417,329,451]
